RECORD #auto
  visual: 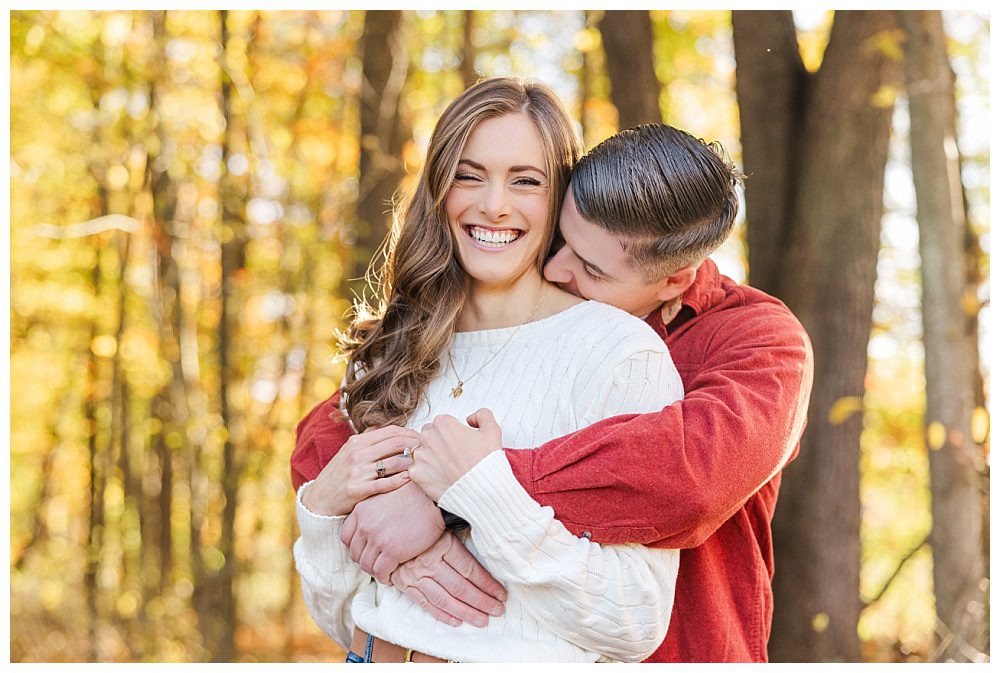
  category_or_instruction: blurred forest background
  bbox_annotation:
[8,9,990,663]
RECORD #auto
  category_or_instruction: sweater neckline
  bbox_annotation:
[449,300,596,348]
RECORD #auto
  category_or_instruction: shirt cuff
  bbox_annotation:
[437,450,552,548]
[295,480,350,571]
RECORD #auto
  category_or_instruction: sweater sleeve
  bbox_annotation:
[438,451,679,663]
[292,480,371,650]
[504,301,814,548]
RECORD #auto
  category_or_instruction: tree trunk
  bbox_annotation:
[145,9,182,600]
[898,10,987,662]
[598,10,661,129]
[734,10,901,662]
[351,10,410,295]
[196,9,248,662]
[84,244,105,662]
[460,10,477,87]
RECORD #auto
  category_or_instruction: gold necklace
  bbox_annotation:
[446,291,546,399]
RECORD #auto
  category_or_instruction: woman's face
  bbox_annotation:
[445,112,551,290]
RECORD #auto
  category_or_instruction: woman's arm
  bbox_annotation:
[427,348,683,661]
[438,451,679,662]
[292,481,370,649]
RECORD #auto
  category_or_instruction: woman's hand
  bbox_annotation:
[409,409,503,502]
[300,424,421,516]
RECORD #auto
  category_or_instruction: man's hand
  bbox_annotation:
[409,408,503,502]
[340,482,444,583]
[390,531,507,628]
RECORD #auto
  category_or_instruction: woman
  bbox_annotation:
[293,77,684,663]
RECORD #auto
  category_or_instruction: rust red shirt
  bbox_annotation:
[290,259,813,662]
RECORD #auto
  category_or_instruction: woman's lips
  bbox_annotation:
[464,225,525,251]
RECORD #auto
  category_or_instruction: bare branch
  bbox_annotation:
[32,214,139,239]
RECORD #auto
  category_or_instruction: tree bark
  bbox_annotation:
[352,10,410,296]
[84,242,105,662]
[899,9,987,662]
[734,10,901,662]
[196,9,248,662]
[145,9,182,600]
[460,10,477,87]
[598,10,662,129]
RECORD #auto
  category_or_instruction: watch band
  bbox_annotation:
[440,508,470,531]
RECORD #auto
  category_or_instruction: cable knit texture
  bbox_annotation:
[293,300,683,662]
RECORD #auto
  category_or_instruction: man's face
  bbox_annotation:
[543,189,673,318]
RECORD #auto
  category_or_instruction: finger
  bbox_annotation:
[373,455,411,478]
[433,561,503,620]
[356,424,421,445]
[398,584,463,628]
[371,552,399,585]
[360,471,410,499]
[445,540,507,602]
[340,510,358,547]
[358,540,380,576]
[348,524,367,564]
[466,408,502,440]
[432,414,460,428]
[357,434,423,463]
[416,577,489,628]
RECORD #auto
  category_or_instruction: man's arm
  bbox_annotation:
[505,302,813,548]
[292,302,812,549]
[292,389,354,491]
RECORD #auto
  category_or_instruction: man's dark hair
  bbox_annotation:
[571,124,744,278]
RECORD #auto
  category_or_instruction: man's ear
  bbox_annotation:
[655,265,698,302]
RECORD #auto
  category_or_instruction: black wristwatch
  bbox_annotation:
[440,508,470,531]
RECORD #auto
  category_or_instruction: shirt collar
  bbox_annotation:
[644,259,722,337]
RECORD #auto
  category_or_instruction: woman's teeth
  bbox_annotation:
[469,226,521,248]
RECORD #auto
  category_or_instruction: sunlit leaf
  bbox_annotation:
[828,396,864,425]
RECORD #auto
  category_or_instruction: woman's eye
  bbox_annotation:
[513,176,542,187]
[454,173,480,182]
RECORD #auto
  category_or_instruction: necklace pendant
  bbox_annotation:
[451,381,464,398]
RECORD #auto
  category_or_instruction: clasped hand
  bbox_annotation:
[408,408,504,502]
[333,408,507,627]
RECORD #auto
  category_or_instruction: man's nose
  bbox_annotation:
[543,246,573,283]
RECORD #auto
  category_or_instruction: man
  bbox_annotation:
[292,124,813,662]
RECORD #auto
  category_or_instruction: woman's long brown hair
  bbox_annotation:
[340,77,582,432]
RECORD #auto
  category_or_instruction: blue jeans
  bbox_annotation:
[345,633,375,663]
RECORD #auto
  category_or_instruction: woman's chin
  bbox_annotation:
[461,262,537,289]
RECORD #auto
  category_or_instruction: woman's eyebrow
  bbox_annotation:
[458,158,545,175]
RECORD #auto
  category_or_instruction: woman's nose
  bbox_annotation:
[479,183,511,221]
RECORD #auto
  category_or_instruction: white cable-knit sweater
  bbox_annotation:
[294,301,685,662]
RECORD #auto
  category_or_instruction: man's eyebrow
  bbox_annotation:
[458,159,546,175]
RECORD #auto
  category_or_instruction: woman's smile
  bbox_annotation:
[463,224,526,251]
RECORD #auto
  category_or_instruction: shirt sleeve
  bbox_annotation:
[504,301,814,548]
[291,389,354,491]
[438,451,679,663]
[292,480,370,650]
